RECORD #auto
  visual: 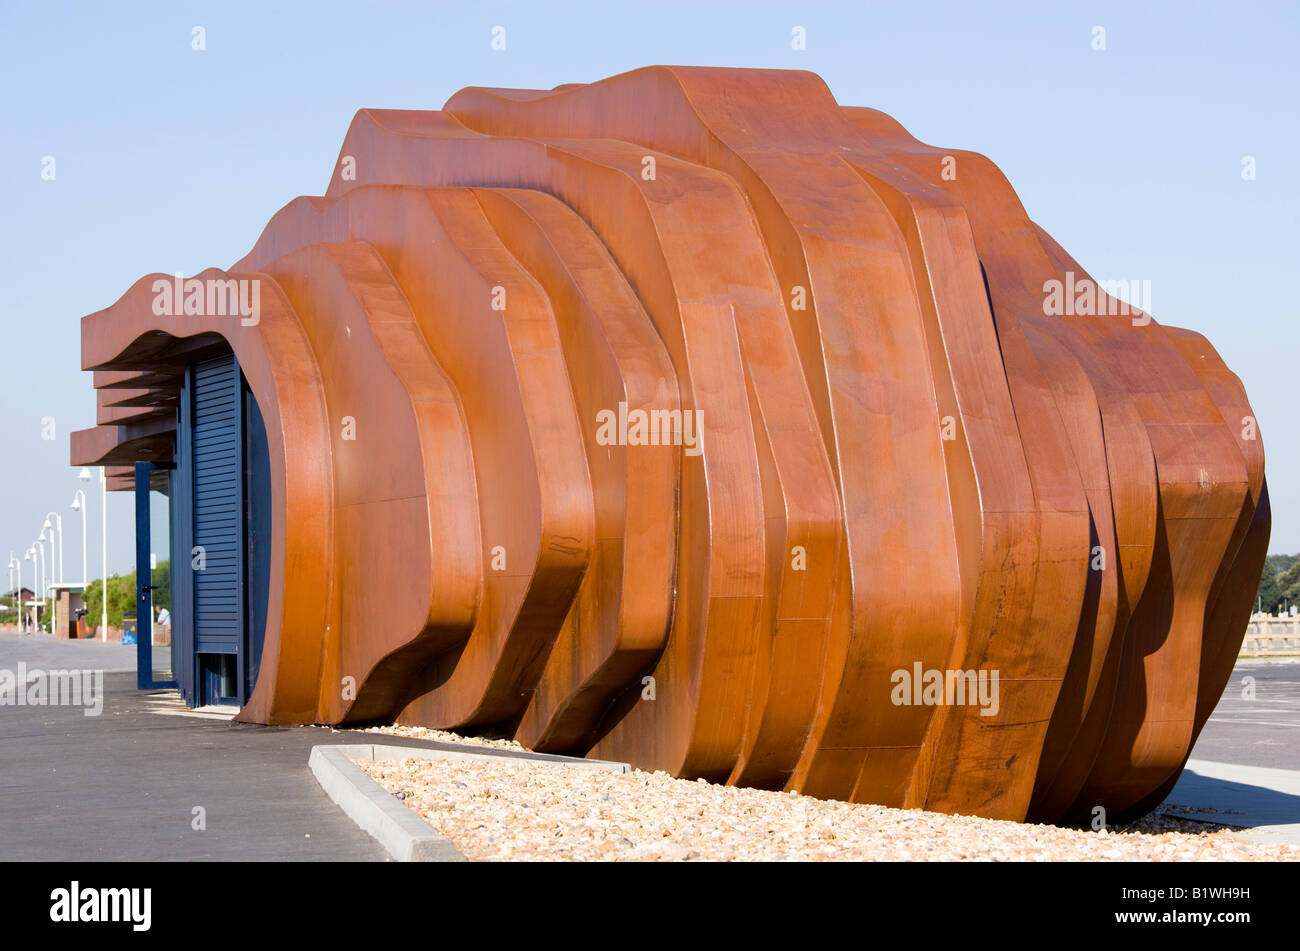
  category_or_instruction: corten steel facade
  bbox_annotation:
[71,67,1269,824]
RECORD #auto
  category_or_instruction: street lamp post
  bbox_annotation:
[100,468,108,640]
[44,512,65,636]
[71,488,88,587]
[23,548,34,633]
[36,535,48,633]
[7,553,18,630]
[43,512,63,585]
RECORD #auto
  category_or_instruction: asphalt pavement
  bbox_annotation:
[1,633,399,860]
[1182,659,1300,770]
[2,632,1299,858]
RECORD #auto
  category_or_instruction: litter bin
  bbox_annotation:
[122,614,138,646]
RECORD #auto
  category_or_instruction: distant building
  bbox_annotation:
[3,587,36,604]
[47,583,88,640]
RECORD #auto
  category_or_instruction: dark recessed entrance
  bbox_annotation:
[136,350,271,707]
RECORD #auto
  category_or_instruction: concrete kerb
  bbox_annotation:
[310,742,631,862]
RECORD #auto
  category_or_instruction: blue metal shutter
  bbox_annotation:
[190,354,242,656]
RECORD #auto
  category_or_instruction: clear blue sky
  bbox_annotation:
[2,0,1296,583]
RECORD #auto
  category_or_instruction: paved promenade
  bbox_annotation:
[2,633,1298,858]
[0,633,391,860]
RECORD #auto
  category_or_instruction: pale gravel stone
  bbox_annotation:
[335,723,527,751]
[355,754,1300,862]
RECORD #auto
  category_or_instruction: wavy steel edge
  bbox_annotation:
[70,66,1267,823]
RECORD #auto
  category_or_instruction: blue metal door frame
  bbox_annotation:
[133,352,269,705]
[135,460,177,690]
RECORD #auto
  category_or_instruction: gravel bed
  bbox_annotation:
[357,755,1299,862]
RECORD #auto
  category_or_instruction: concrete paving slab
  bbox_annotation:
[1165,759,1300,845]
[0,631,137,672]
[310,746,467,861]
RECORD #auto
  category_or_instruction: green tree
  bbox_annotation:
[1278,561,1300,613]
[152,559,171,613]
[82,560,170,630]
[1256,554,1300,615]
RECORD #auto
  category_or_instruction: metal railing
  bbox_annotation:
[1242,614,1300,656]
